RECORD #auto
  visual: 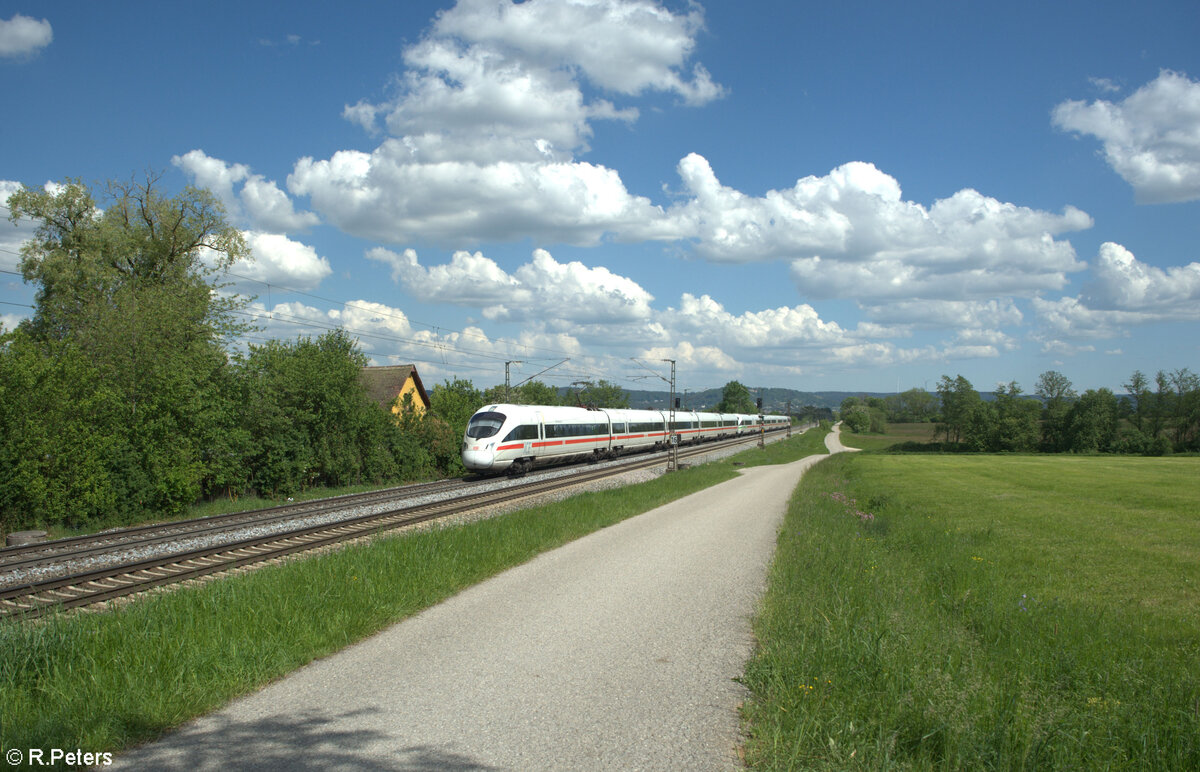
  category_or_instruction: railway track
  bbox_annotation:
[0,477,471,579]
[0,431,783,620]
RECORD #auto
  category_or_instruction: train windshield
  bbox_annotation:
[466,411,506,439]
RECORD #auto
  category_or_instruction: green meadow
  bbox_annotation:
[743,453,1200,770]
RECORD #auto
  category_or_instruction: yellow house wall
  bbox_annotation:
[391,377,427,415]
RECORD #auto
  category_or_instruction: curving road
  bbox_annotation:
[114,427,855,771]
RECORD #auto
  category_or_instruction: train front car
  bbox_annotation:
[462,404,534,474]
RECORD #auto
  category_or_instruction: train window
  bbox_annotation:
[545,422,608,438]
[503,424,538,442]
[612,423,626,434]
[466,411,505,439]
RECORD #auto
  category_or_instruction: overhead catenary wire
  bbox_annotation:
[223,269,582,362]
[1,199,681,389]
[1,219,718,392]
[223,275,657,387]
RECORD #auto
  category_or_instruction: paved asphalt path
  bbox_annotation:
[114,428,855,771]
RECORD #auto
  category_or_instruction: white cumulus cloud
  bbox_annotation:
[367,246,654,325]
[654,155,1091,304]
[174,150,319,233]
[663,292,847,349]
[0,180,36,258]
[1053,70,1200,203]
[637,340,740,372]
[430,0,723,104]
[0,13,51,58]
[239,232,333,291]
[1030,242,1200,348]
[1082,241,1200,318]
[298,0,717,245]
[292,143,663,245]
[1032,296,1136,342]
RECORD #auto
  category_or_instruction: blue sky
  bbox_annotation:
[2,0,1198,396]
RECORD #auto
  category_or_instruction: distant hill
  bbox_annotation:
[557,386,897,413]
[555,387,1091,413]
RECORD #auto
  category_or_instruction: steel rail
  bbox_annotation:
[0,478,471,574]
[0,430,786,620]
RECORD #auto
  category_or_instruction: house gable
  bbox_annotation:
[360,365,431,416]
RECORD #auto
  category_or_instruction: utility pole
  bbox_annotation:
[630,357,678,472]
[758,388,765,449]
[505,360,522,402]
[666,359,678,471]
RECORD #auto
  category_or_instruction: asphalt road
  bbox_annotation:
[114,429,853,771]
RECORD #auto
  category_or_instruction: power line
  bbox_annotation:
[0,226,662,388]
[231,306,551,368]
[223,268,582,362]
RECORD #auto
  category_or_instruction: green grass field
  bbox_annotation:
[837,421,938,451]
[742,453,1200,770]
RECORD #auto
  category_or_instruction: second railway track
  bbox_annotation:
[0,477,472,577]
[0,431,786,621]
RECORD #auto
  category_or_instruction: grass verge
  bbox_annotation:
[1,427,828,756]
[837,422,938,451]
[741,453,1200,770]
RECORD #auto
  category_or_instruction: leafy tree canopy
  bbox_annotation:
[717,380,756,414]
[7,175,249,345]
[430,378,484,439]
[573,379,629,408]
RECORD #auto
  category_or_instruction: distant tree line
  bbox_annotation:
[935,370,1199,454]
[840,370,1199,455]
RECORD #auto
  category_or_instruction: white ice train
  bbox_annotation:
[461,403,790,476]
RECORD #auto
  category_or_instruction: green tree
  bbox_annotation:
[574,379,630,408]
[1145,370,1169,440]
[9,177,247,344]
[241,330,399,495]
[430,378,484,440]
[935,375,982,445]
[885,387,938,422]
[991,381,1041,452]
[717,380,756,413]
[2,176,251,525]
[1035,370,1078,452]
[515,380,561,406]
[841,404,871,433]
[1168,368,1200,450]
[0,330,126,531]
[1123,370,1150,432]
[1066,388,1120,453]
[481,377,560,406]
[961,400,998,452]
